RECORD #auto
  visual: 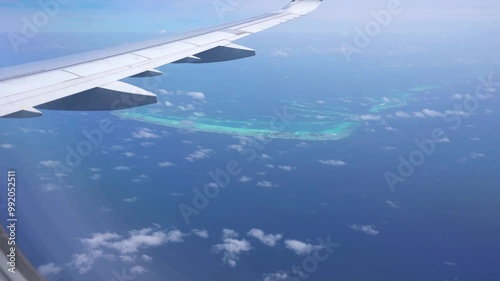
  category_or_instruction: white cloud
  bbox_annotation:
[319,159,346,166]
[81,226,185,255]
[192,112,205,117]
[257,181,279,188]
[422,109,444,117]
[451,93,466,100]
[382,146,396,151]
[1,143,14,149]
[222,229,239,239]
[451,92,493,101]
[413,112,426,118]
[158,89,172,95]
[436,137,451,143]
[351,114,381,121]
[444,261,456,267]
[297,142,310,148]
[247,229,283,247]
[177,104,195,111]
[164,229,186,243]
[228,144,244,152]
[40,160,61,168]
[132,174,150,184]
[19,128,50,134]
[41,183,61,192]
[141,254,152,262]
[213,230,252,267]
[261,154,272,160]
[192,229,209,238]
[185,91,205,100]
[130,265,147,275]
[37,263,62,279]
[164,101,174,107]
[114,166,131,171]
[140,141,155,147]
[386,201,400,209]
[384,126,398,132]
[158,161,175,167]
[99,206,113,213]
[350,224,380,236]
[123,152,136,158]
[170,192,184,197]
[395,111,411,118]
[239,176,253,183]
[284,240,323,256]
[186,148,214,162]
[263,271,290,281]
[278,165,296,172]
[132,128,160,139]
[444,109,470,117]
[205,182,218,188]
[71,250,107,274]
[124,197,139,203]
[272,49,291,57]
[470,152,486,159]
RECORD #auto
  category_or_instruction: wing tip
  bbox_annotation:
[282,0,323,16]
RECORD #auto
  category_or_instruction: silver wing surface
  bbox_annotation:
[0,0,322,118]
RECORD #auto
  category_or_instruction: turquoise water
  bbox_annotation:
[114,84,441,141]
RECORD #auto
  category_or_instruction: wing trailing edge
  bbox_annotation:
[36,81,158,111]
[174,43,256,64]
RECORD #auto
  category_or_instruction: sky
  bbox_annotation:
[2,0,500,67]
[1,0,500,34]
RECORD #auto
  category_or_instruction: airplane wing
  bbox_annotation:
[0,226,45,281]
[0,0,322,118]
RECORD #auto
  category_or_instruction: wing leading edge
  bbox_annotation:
[0,0,322,118]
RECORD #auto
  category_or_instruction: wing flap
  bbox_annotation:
[36,81,158,111]
[131,69,163,78]
[183,44,256,64]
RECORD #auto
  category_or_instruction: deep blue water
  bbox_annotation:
[1,32,500,281]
